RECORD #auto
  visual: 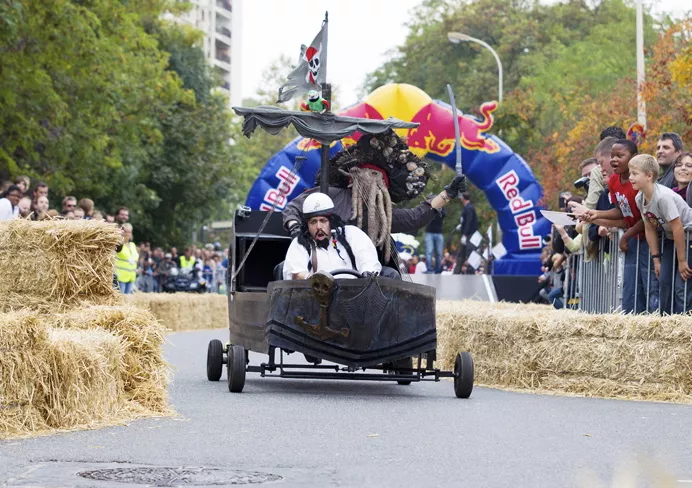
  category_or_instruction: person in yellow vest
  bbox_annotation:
[178,246,196,271]
[115,223,138,294]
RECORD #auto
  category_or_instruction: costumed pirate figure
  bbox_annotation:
[283,130,467,265]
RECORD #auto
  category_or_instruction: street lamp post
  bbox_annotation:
[635,0,646,129]
[447,32,503,104]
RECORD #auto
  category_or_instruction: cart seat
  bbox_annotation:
[273,262,284,281]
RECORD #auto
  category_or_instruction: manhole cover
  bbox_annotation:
[77,467,282,486]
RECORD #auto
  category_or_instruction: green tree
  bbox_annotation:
[0,0,183,205]
[363,0,663,237]
[0,0,241,248]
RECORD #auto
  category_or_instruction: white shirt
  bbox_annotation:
[0,198,18,221]
[415,261,428,274]
[283,225,382,279]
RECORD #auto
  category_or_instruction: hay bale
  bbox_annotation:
[0,310,50,436]
[39,328,126,428]
[51,305,171,412]
[436,300,692,403]
[0,219,121,312]
[0,308,48,351]
[127,293,228,332]
[1,326,126,438]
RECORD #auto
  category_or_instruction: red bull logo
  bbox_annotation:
[497,170,541,250]
[407,101,500,157]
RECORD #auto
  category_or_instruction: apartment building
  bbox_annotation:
[167,0,243,106]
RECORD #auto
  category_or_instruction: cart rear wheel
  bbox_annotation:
[227,345,246,393]
[454,352,474,398]
[206,339,223,381]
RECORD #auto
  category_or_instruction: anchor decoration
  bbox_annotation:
[294,271,349,340]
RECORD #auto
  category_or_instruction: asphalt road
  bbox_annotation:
[2,329,692,488]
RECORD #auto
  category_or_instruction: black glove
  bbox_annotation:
[288,222,301,237]
[444,175,467,199]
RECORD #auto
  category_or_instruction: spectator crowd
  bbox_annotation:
[534,127,691,315]
[0,178,228,295]
[4,126,687,312]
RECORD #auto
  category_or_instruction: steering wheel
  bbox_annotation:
[328,268,364,278]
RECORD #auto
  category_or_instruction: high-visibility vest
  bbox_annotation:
[180,255,195,269]
[115,242,139,283]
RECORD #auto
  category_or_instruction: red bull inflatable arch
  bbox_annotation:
[245,84,550,275]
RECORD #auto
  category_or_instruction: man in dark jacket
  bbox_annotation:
[424,202,446,274]
[453,193,479,274]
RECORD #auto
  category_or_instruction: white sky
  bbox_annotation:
[239,0,690,107]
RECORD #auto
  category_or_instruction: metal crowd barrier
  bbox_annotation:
[562,229,692,315]
[563,230,624,313]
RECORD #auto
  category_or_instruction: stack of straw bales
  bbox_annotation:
[437,300,692,403]
[127,293,228,332]
[0,220,120,312]
[0,220,170,439]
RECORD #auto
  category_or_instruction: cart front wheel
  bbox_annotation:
[206,339,224,381]
[454,352,474,398]
[227,344,246,393]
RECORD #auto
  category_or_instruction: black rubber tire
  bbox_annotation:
[390,357,412,385]
[454,352,474,398]
[227,344,246,393]
[206,339,223,381]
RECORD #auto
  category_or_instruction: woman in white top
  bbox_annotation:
[0,185,21,221]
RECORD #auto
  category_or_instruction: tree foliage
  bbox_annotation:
[364,0,690,237]
[0,0,240,247]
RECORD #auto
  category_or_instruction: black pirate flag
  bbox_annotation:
[277,13,328,103]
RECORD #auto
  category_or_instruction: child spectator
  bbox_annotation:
[17,196,32,218]
[78,198,94,219]
[14,176,30,196]
[582,139,658,313]
[33,195,49,215]
[632,154,692,314]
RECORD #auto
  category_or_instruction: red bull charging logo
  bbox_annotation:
[407,101,499,156]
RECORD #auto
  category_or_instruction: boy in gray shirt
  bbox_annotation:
[631,154,692,314]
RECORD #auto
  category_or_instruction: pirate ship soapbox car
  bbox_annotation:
[204,106,474,398]
[205,205,474,399]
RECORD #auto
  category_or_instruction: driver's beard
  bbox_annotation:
[312,234,330,249]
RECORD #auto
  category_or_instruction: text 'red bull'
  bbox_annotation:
[497,170,541,250]
[407,101,500,157]
[259,166,299,211]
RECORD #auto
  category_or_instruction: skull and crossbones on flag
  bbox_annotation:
[277,15,328,103]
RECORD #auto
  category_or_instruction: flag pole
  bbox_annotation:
[319,11,331,194]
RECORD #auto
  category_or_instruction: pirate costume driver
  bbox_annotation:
[283,192,387,280]
[283,131,466,264]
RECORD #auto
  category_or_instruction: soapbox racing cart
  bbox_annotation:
[205,104,474,397]
[205,210,474,398]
